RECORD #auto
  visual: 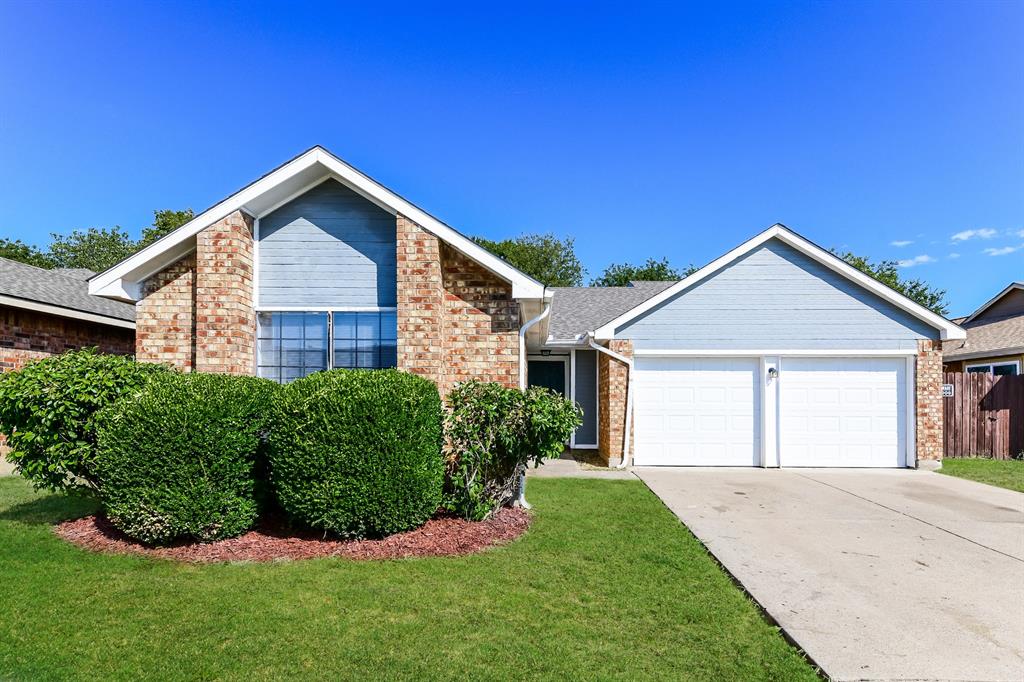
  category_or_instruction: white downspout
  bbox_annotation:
[588,335,634,469]
[516,292,550,509]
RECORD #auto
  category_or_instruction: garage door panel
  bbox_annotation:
[634,357,760,466]
[780,357,906,468]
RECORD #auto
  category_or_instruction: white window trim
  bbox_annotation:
[965,360,1021,375]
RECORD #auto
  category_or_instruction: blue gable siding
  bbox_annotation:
[257,179,396,308]
[616,239,938,350]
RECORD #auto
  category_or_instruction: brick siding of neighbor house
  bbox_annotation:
[598,339,633,466]
[136,210,255,374]
[396,216,520,397]
[916,339,944,465]
[0,307,134,372]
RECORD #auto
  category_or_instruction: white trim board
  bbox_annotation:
[89,147,547,302]
[593,224,966,342]
[0,295,136,330]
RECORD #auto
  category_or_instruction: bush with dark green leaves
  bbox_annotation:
[94,373,278,545]
[268,369,444,538]
[0,349,169,495]
[443,381,581,520]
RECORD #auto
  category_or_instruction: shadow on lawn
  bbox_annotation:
[0,491,97,526]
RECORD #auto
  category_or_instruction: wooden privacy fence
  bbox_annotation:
[943,372,1024,459]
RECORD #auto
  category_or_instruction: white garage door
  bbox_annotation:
[779,357,907,467]
[633,357,761,466]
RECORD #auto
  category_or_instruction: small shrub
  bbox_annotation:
[0,349,169,495]
[268,369,444,538]
[94,373,278,545]
[443,381,581,520]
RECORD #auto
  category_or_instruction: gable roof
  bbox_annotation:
[0,258,135,328]
[942,315,1024,361]
[962,282,1024,324]
[593,224,966,341]
[88,146,547,302]
[547,281,677,343]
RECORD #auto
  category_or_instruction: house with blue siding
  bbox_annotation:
[89,147,965,470]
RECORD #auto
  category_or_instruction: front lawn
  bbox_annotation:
[0,476,816,680]
[939,458,1024,493]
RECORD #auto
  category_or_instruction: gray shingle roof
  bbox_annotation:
[548,281,678,341]
[942,313,1024,360]
[0,258,135,323]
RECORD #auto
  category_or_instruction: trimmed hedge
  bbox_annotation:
[268,369,443,538]
[444,382,581,520]
[0,349,169,495]
[94,373,278,545]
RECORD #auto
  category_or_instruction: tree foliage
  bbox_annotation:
[0,208,194,273]
[473,233,584,287]
[0,238,55,268]
[833,250,949,315]
[591,257,694,287]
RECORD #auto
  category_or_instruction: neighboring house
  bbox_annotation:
[0,258,135,371]
[942,282,1023,376]
[88,146,965,470]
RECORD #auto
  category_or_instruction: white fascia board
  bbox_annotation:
[944,345,1024,362]
[0,295,135,330]
[963,282,1024,324]
[593,224,967,341]
[90,147,546,301]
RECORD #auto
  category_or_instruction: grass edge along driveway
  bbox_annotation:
[0,476,817,681]
[939,458,1024,493]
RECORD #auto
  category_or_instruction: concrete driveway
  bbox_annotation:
[635,467,1024,682]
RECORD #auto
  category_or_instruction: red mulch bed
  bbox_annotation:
[53,509,531,563]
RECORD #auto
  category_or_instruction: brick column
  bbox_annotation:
[136,254,197,371]
[915,339,944,467]
[195,210,255,375]
[598,339,633,466]
[396,215,444,386]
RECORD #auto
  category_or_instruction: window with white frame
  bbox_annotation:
[257,310,397,383]
[965,360,1020,377]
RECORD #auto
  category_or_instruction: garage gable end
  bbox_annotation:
[615,237,939,350]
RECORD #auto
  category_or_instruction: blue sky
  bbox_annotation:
[0,1,1020,316]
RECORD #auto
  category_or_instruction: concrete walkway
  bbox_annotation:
[527,457,635,479]
[635,467,1024,682]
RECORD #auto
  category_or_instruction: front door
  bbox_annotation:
[528,359,567,396]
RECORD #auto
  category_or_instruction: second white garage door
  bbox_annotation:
[633,357,761,466]
[779,357,907,467]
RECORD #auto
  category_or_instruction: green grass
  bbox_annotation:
[939,458,1024,493]
[0,476,816,681]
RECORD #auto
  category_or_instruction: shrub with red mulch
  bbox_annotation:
[53,508,530,563]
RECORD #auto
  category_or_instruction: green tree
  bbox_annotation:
[47,227,139,272]
[591,257,694,287]
[140,208,194,248]
[833,250,949,315]
[473,233,584,287]
[0,238,55,268]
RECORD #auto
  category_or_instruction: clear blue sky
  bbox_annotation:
[1,1,1020,316]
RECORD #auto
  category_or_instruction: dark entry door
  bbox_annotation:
[528,360,566,396]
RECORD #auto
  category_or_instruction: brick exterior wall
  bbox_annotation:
[136,211,255,374]
[396,216,520,396]
[396,215,444,385]
[195,211,255,374]
[136,254,196,370]
[0,307,134,372]
[598,339,633,466]
[915,338,944,465]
